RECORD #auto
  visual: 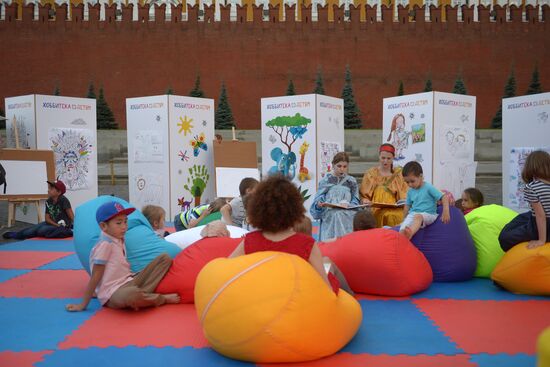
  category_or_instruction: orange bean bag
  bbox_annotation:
[155,237,241,303]
[320,228,433,296]
[491,242,550,296]
[195,251,362,363]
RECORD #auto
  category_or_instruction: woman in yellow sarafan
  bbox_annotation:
[360,144,408,227]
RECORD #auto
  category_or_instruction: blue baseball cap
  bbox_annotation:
[96,201,136,224]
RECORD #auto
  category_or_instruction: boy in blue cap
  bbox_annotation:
[66,201,179,311]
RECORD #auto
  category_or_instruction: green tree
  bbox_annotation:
[166,86,174,95]
[286,79,296,96]
[491,69,516,129]
[190,74,205,98]
[215,82,236,129]
[53,83,60,96]
[526,65,543,95]
[452,72,467,95]
[86,82,96,99]
[341,65,362,129]
[266,113,312,153]
[397,80,404,96]
[314,67,325,95]
[96,87,118,129]
[424,77,433,92]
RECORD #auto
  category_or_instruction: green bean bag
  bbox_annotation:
[197,212,222,226]
[465,204,517,277]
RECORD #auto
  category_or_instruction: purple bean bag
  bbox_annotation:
[393,206,476,282]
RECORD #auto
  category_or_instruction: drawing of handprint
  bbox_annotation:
[184,164,210,206]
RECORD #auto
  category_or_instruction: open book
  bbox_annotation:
[370,200,406,209]
[324,200,406,210]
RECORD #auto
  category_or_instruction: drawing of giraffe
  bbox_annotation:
[298,142,311,182]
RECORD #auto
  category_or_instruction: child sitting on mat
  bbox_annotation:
[229,176,352,295]
[3,180,74,240]
[66,201,179,312]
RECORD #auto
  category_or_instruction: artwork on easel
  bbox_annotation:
[509,147,550,210]
[319,141,341,177]
[48,128,93,190]
[135,173,164,206]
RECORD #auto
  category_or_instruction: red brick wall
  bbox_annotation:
[1,3,548,129]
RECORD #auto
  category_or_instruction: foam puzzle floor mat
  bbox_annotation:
[1,237,548,367]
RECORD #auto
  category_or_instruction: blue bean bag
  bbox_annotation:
[393,206,477,282]
[74,195,181,273]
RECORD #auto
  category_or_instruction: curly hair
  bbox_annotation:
[247,175,305,232]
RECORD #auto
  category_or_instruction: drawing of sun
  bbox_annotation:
[177,116,194,136]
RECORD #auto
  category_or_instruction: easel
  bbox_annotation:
[213,129,259,198]
[2,116,44,227]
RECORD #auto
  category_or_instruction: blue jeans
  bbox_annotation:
[13,222,73,240]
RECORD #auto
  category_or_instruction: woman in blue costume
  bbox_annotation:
[310,152,361,241]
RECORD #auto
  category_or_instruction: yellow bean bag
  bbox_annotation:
[491,242,550,296]
[194,251,362,363]
[538,326,550,367]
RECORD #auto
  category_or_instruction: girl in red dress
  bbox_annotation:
[230,176,346,294]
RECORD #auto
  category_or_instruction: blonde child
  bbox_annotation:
[460,187,484,215]
[142,205,168,238]
[66,201,179,311]
[400,161,450,239]
[499,150,550,251]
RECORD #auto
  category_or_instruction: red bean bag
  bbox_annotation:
[156,237,241,303]
[320,228,432,296]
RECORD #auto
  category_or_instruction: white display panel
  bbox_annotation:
[126,95,170,215]
[215,167,261,198]
[5,95,36,149]
[168,95,215,219]
[382,92,434,182]
[502,92,550,212]
[316,94,345,181]
[432,92,477,199]
[261,94,318,211]
[35,95,98,211]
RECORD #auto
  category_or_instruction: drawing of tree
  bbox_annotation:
[184,164,210,206]
[265,113,312,153]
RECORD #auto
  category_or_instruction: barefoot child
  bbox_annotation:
[399,161,450,239]
[66,201,179,311]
